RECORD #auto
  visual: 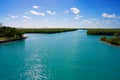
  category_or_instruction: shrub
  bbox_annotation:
[100,36,106,41]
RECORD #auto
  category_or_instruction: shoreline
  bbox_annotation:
[19,28,78,33]
[102,41,120,46]
[0,36,27,44]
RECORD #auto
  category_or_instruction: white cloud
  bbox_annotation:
[46,10,56,15]
[74,15,82,20]
[70,7,80,14]
[102,13,116,18]
[64,9,69,14]
[30,10,45,16]
[9,15,19,19]
[23,16,30,19]
[81,19,92,24]
[80,18,99,25]
[30,10,39,15]
[84,20,92,24]
[33,6,39,9]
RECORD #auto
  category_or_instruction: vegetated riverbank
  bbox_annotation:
[100,34,120,45]
[0,36,27,44]
[87,29,120,45]
[87,29,120,35]
[19,28,78,34]
[0,26,26,44]
[0,27,78,44]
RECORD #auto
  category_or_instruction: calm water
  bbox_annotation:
[0,30,120,80]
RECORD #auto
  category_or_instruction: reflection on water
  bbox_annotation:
[24,55,43,80]
[19,54,47,80]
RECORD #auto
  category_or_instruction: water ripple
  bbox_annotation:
[18,53,47,80]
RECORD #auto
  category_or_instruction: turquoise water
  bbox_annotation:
[0,30,120,80]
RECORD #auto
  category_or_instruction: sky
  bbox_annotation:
[0,0,120,28]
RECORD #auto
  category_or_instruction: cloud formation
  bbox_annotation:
[64,9,69,14]
[23,16,30,19]
[9,15,19,18]
[46,10,56,15]
[102,13,116,18]
[30,10,45,16]
[33,6,39,9]
[83,19,92,24]
[74,15,82,20]
[70,7,80,14]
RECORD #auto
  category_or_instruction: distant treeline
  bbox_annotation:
[0,26,24,37]
[19,28,78,33]
[87,29,120,35]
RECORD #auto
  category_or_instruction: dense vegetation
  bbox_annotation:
[87,29,120,35]
[100,34,120,45]
[0,26,24,40]
[87,29,120,45]
[19,28,78,33]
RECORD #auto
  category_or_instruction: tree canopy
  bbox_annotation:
[0,26,24,38]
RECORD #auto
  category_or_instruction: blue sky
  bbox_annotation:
[0,0,120,28]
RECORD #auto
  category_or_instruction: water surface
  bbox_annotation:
[0,30,120,80]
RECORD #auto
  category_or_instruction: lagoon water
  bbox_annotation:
[0,30,120,80]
